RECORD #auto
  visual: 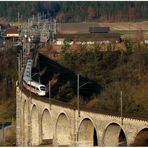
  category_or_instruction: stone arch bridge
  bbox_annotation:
[16,87,148,146]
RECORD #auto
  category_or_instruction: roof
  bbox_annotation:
[23,59,33,81]
[55,33,120,38]
[55,33,121,42]
[26,80,45,88]
[6,27,19,34]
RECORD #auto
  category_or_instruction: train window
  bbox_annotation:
[40,86,46,91]
[32,86,36,89]
[36,87,39,90]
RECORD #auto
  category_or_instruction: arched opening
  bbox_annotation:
[78,118,98,146]
[103,123,127,146]
[55,113,70,146]
[93,128,98,146]
[23,101,28,146]
[119,129,127,146]
[131,128,148,146]
[31,105,39,146]
[41,109,53,144]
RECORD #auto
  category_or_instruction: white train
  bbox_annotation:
[23,59,47,96]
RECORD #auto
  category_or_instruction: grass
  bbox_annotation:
[0,99,16,122]
[111,29,148,34]
[0,125,16,146]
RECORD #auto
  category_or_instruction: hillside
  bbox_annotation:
[42,40,148,118]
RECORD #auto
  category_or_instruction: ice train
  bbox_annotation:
[23,59,47,96]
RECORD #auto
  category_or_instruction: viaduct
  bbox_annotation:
[16,16,148,147]
[16,86,148,147]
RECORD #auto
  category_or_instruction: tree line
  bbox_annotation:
[0,1,148,22]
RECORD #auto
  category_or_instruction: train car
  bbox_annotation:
[23,59,47,96]
[23,80,47,96]
[23,59,32,81]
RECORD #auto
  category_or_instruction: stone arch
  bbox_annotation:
[55,112,70,146]
[41,109,53,142]
[23,100,28,146]
[31,104,40,146]
[78,118,98,146]
[103,122,127,146]
[131,128,148,146]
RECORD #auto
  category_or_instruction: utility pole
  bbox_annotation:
[76,74,91,146]
[17,54,20,84]
[77,74,91,118]
[120,91,123,125]
[2,123,5,145]
[38,63,41,84]
[49,80,51,110]
[76,74,80,147]
[30,80,32,103]
[28,79,32,146]
[77,74,80,117]
[37,13,40,26]
[18,11,20,30]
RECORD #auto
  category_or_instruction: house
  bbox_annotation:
[6,27,19,37]
[55,32,121,45]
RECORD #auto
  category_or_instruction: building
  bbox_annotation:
[54,26,121,45]
[6,27,19,37]
[54,32,121,45]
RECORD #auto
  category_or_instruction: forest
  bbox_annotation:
[0,1,148,22]
[0,46,17,122]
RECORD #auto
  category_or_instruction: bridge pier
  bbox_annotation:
[16,87,23,146]
[126,131,137,146]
